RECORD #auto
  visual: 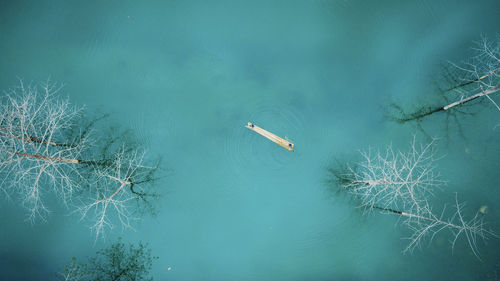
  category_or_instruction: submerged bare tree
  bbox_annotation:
[330,137,496,258]
[388,36,500,134]
[0,83,86,221]
[58,239,157,281]
[0,81,160,238]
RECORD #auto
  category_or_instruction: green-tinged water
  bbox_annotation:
[0,1,499,280]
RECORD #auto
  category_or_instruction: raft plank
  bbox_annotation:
[245,122,294,151]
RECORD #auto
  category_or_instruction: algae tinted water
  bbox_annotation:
[0,0,499,280]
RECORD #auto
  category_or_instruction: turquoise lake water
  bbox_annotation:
[0,0,499,280]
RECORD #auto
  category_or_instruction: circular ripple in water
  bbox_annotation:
[224,98,306,180]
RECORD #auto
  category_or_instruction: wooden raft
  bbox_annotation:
[245,122,294,151]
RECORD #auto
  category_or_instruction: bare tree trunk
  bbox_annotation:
[1,148,80,163]
[443,86,500,110]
